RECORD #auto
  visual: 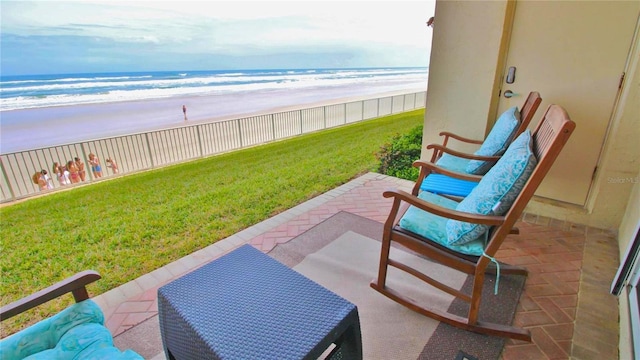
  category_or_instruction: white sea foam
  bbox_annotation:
[0,68,428,111]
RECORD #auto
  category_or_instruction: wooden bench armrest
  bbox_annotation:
[1,270,101,321]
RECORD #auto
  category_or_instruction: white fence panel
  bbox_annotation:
[0,91,425,202]
[301,108,325,133]
[363,99,379,119]
[274,111,302,139]
[325,104,346,128]
[378,97,393,116]
[345,102,364,123]
[391,95,405,114]
[240,115,274,147]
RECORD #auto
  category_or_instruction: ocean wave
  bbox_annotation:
[0,68,428,111]
[1,75,154,86]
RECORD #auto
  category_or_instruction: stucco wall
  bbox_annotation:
[422,0,513,154]
[424,0,639,231]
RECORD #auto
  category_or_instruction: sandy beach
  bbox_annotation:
[0,81,425,154]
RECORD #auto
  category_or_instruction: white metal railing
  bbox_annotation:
[0,91,426,203]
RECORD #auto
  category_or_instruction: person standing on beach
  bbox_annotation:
[53,162,70,186]
[74,157,86,181]
[53,162,63,186]
[67,160,80,183]
[40,170,54,190]
[34,170,53,191]
[183,105,187,121]
[106,157,119,174]
[88,153,103,178]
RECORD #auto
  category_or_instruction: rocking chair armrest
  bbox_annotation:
[1,270,101,321]
[438,131,484,145]
[382,189,506,226]
[426,144,501,162]
[413,160,483,182]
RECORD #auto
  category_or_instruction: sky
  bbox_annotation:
[0,1,435,76]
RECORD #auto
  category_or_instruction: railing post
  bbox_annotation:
[323,106,326,130]
[80,143,89,181]
[300,109,304,134]
[196,125,204,158]
[237,119,243,148]
[344,103,347,124]
[145,133,155,168]
[271,114,276,141]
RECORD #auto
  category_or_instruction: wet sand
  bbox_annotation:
[0,80,425,154]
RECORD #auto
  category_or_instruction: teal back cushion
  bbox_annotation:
[466,106,521,175]
[447,130,537,245]
[435,153,470,173]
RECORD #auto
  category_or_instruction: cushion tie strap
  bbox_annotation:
[482,252,500,295]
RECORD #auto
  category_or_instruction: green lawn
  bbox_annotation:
[0,109,423,334]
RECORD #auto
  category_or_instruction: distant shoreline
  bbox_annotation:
[1,83,426,154]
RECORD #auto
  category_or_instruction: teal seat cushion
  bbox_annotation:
[0,299,143,360]
[398,191,486,256]
[447,130,537,245]
[435,153,470,173]
[466,106,521,175]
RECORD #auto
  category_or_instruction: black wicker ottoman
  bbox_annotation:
[158,244,362,360]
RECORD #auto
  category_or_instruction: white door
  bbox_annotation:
[497,1,639,205]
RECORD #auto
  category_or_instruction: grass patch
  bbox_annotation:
[0,109,423,335]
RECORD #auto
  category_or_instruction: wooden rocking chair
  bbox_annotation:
[418,91,542,197]
[370,104,575,341]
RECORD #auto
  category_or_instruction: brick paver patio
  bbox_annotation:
[95,173,619,359]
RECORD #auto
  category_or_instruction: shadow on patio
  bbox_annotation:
[102,172,619,360]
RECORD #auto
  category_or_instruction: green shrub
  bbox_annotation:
[376,125,423,181]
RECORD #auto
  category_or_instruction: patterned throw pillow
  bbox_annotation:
[447,130,537,245]
[465,106,521,175]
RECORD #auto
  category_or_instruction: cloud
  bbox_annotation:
[0,1,435,75]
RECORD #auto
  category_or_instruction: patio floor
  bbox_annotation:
[96,172,620,360]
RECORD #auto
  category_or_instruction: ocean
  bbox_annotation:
[0,68,428,112]
[0,67,428,153]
